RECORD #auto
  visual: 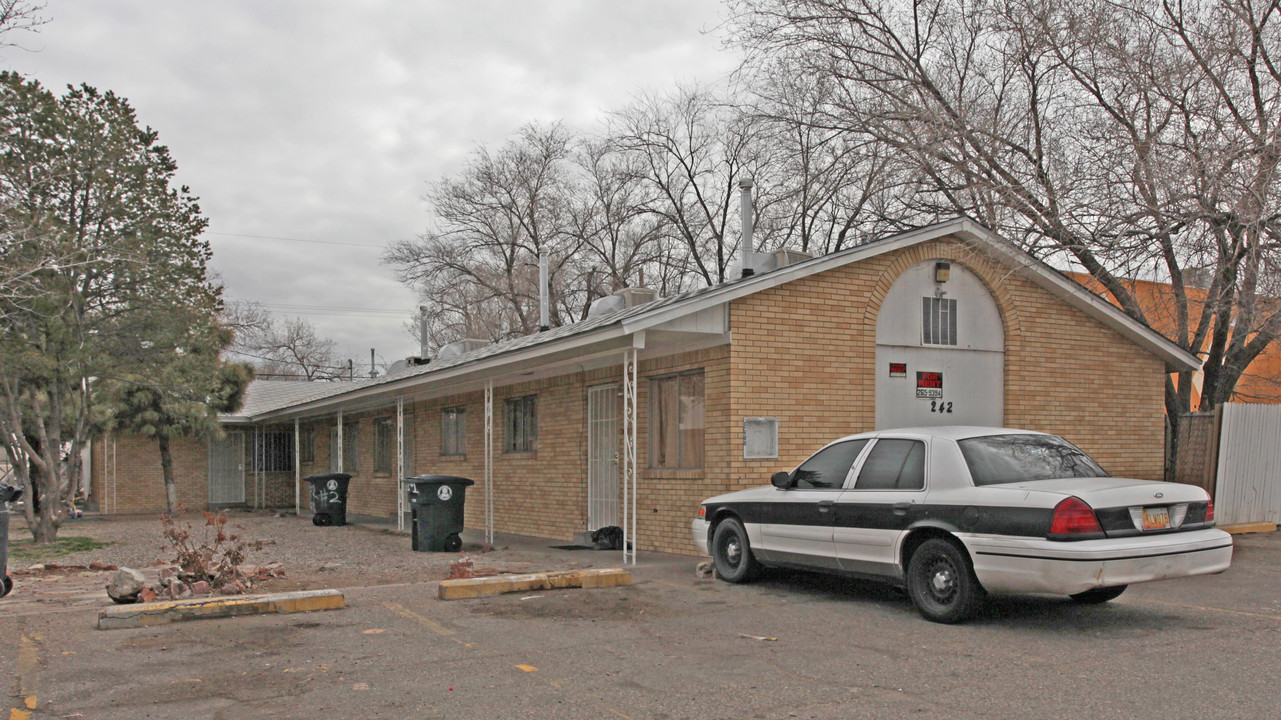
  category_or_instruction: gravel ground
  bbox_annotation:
[5,509,607,593]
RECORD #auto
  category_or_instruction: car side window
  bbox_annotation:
[854,439,926,490]
[792,440,869,490]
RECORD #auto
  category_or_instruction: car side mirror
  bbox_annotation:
[771,471,793,489]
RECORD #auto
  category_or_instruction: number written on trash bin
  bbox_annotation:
[310,485,344,506]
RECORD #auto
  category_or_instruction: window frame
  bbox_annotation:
[852,438,928,492]
[647,369,706,470]
[373,417,394,474]
[503,395,537,454]
[441,406,467,456]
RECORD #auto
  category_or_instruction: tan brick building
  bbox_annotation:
[90,220,1199,556]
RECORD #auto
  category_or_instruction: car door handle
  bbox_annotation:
[892,502,913,516]
[817,500,835,513]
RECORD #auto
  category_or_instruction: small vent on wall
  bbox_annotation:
[922,297,958,346]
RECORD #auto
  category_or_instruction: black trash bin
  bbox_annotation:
[403,475,474,552]
[0,482,23,598]
[305,473,352,527]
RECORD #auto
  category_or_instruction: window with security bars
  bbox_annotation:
[253,429,294,472]
[922,297,958,345]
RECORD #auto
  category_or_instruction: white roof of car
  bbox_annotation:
[844,426,1047,442]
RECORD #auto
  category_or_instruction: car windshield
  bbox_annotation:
[958,434,1108,486]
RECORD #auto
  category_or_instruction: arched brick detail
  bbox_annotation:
[859,237,1023,346]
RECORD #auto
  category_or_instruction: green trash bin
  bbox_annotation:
[0,482,23,598]
[305,473,352,527]
[403,475,474,552]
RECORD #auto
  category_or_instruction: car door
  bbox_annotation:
[755,439,870,570]
[833,437,928,578]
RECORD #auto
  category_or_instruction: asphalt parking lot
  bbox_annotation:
[4,528,1280,720]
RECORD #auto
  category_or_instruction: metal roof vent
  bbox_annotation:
[771,248,812,269]
[587,287,658,318]
[436,338,489,361]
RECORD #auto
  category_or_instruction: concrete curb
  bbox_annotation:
[97,589,345,630]
[1221,522,1278,535]
[438,568,631,600]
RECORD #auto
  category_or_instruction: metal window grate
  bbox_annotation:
[253,429,294,472]
[922,297,958,345]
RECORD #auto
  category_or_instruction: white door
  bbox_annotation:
[587,384,620,530]
[208,432,245,504]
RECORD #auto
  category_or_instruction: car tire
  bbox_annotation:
[1069,585,1127,604]
[711,518,758,584]
[906,538,986,623]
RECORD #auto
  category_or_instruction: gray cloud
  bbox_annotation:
[6,0,738,367]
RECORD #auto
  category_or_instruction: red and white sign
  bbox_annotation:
[916,371,943,398]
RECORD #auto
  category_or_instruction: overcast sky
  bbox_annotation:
[3,1,740,372]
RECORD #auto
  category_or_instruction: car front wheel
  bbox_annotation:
[907,538,986,623]
[711,518,758,583]
[1070,585,1127,604]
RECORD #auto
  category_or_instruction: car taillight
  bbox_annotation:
[697,505,706,518]
[1205,499,1214,523]
[1048,496,1103,537]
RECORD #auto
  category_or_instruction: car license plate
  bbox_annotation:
[1142,506,1170,530]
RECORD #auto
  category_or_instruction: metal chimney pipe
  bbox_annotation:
[538,253,550,331]
[418,305,430,359]
[739,178,755,278]
[370,348,377,379]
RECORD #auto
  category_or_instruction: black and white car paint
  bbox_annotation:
[692,426,1233,623]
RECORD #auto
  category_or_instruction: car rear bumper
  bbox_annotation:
[691,518,711,556]
[961,528,1234,596]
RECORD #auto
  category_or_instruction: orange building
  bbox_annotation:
[1067,272,1281,406]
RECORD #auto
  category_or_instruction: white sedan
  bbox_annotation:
[692,426,1232,623]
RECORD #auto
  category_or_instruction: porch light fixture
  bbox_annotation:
[935,262,951,283]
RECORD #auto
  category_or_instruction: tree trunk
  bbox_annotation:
[158,434,178,514]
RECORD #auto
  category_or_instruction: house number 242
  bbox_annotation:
[930,401,953,413]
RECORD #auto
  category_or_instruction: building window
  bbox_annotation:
[300,426,315,465]
[253,429,294,472]
[649,370,705,469]
[922,297,958,345]
[504,395,537,453]
[330,421,360,473]
[373,417,394,474]
[442,407,466,456]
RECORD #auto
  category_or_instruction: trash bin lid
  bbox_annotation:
[402,474,475,487]
[303,472,352,482]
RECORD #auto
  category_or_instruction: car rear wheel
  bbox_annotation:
[1069,585,1127,604]
[711,518,758,583]
[907,538,986,623]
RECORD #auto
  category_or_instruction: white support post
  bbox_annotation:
[621,348,638,565]
[294,418,301,516]
[484,379,494,545]
[254,425,262,509]
[396,397,405,531]
[336,410,344,474]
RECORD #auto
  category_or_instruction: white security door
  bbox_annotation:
[208,432,245,504]
[587,384,621,530]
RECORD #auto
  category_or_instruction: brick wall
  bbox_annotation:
[90,434,210,513]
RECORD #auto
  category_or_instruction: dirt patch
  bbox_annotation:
[467,585,664,622]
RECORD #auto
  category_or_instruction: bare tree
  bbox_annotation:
[385,123,584,346]
[0,1,44,49]
[224,301,349,381]
[729,0,1281,433]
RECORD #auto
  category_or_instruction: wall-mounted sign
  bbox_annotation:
[889,363,907,378]
[916,371,943,398]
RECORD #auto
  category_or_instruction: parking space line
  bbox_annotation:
[1142,599,1281,621]
[381,602,456,636]
[9,632,39,720]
